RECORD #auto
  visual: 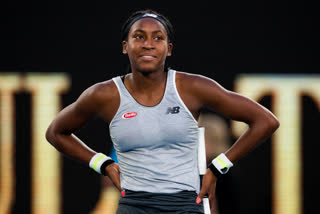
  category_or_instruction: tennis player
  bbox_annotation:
[46,9,279,214]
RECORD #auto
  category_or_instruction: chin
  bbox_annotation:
[136,65,159,74]
[139,68,157,74]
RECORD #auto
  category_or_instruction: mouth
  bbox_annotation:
[139,54,156,60]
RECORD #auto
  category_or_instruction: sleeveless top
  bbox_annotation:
[109,69,200,193]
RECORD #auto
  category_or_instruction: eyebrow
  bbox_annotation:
[132,29,165,34]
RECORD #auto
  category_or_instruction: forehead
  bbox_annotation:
[129,18,167,34]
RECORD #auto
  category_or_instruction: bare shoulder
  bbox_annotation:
[176,71,221,85]
[175,71,236,115]
[50,78,120,126]
[174,71,223,115]
[79,79,118,103]
[175,71,227,95]
[84,79,117,96]
[73,79,119,118]
[175,71,201,83]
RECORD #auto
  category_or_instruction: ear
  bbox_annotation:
[122,41,128,54]
[167,43,173,56]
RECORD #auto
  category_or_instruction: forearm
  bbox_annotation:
[46,128,96,164]
[46,128,118,182]
[224,117,279,163]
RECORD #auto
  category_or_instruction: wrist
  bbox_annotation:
[208,163,222,178]
[100,159,115,176]
[208,153,233,178]
[89,153,114,175]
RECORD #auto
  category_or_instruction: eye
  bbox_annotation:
[154,36,164,40]
[133,34,143,39]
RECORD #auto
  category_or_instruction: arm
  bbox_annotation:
[46,83,105,162]
[45,80,122,191]
[182,74,279,203]
[193,75,279,162]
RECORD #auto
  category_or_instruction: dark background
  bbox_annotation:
[1,0,319,213]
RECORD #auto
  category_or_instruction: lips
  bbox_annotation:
[141,55,155,59]
[139,53,156,60]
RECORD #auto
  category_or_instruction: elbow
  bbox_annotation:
[267,114,280,133]
[45,122,72,152]
[45,124,55,146]
[45,122,61,149]
[274,117,280,130]
[45,125,63,152]
[251,113,280,135]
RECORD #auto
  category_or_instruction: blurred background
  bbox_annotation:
[0,1,319,214]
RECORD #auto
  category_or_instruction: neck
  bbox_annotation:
[129,67,167,93]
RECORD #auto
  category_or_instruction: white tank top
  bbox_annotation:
[109,69,200,193]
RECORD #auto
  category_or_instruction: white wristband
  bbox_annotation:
[89,153,111,174]
[212,153,233,174]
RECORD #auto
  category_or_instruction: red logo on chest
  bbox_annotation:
[122,112,138,119]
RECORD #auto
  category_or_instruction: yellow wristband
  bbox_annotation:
[212,153,233,174]
[89,153,111,174]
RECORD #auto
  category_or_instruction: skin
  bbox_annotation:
[46,17,280,210]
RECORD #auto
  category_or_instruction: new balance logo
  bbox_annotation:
[166,106,180,114]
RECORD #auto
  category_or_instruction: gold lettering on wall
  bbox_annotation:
[0,74,21,214]
[232,75,320,214]
[24,74,70,214]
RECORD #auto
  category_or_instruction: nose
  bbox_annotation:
[142,37,154,49]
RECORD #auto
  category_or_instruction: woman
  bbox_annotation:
[46,9,279,214]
